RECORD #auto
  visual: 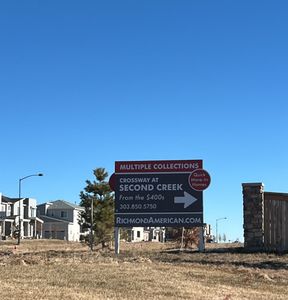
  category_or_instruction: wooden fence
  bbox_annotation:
[264,192,288,252]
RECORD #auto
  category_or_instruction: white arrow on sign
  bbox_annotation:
[174,192,197,208]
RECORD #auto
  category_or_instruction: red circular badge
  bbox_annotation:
[189,169,211,191]
[109,173,116,191]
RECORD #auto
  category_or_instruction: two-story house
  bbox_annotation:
[37,200,84,242]
[0,192,43,239]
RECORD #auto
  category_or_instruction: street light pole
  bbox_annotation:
[17,173,43,245]
[216,217,227,243]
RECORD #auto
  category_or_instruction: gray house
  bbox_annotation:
[37,200,84,242]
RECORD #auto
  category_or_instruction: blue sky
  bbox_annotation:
[1,1,287,242]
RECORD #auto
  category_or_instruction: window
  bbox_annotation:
[7,205,11,216]
[30,207,36,218]
[137,231,141,238]
[61,211,67,218]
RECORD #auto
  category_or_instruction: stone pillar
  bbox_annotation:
[242,183,265,251]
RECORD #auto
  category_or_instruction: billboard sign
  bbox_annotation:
[114,160,209,227]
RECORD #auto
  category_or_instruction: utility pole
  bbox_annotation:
[90,198,94,251]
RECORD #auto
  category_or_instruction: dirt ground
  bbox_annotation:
[0,239,287,300]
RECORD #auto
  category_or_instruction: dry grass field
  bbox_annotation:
[0,239,288,300]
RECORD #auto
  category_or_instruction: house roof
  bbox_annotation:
[39,215,71,224]
[1,195,22,203]
[1,195,32,203]
[44,200,84,210]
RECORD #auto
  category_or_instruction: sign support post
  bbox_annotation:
[180,227,185,251]
[114,227,120,255]
[198,225,205,252]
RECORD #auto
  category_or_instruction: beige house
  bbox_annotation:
[37,200,84,242]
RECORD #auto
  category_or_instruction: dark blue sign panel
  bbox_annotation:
[114,160,204,227]
[115,213,203,227]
